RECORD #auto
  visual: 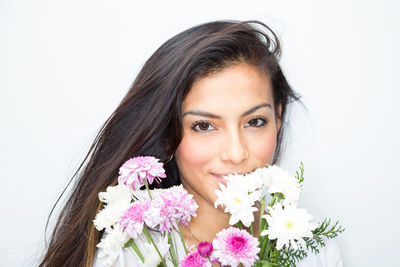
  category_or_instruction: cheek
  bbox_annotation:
[251,132,277,165]
[175,137,215,173]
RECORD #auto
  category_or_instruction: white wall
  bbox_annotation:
[1,0,399,266]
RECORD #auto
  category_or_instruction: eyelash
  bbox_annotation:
[245,116,268,128]
[191,116,268,133]
[191,120,215,133]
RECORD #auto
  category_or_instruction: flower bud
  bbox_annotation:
[197,241,213,258]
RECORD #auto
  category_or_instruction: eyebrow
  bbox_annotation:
[182,103,272,118]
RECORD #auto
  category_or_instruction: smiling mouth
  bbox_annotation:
[212,171,252,177]
[211,173,228,185]
[211,171,252,185]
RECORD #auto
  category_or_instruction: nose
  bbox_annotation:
[220,127,249,164]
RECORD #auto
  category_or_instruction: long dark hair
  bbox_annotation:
[39,20,300,267]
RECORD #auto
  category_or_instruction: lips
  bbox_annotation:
[212,171,252,177]
[211,170,254,185]
[211,171,251,186]
[211,173,228,186]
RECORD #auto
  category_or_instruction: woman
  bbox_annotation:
[40,20,342,266]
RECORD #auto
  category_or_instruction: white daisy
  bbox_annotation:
[261,204,318,250]
[215,177,260,227]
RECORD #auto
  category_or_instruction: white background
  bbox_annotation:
[1,0,399,266]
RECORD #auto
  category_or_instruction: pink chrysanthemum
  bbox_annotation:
[212,227,260,267]
[119,199,160,239]
[154,186,198,233]
[118,156,166,190]
[179,250,208,267]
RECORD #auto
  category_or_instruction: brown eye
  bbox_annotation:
[191,121,215,133]
[245,117,267,128]
[198,122,210,131]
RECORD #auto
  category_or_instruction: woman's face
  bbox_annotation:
[175,63,281,209]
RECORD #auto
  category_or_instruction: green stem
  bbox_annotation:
[269,194,277,207]
[142,228,166,265]
[259,198,268,259]
[129,239,145,263]
[171,227,179,261]
[259,234,269,260]
[168,233,178,266]
[263,239,272,259]
[259,198,266,229]
[258,198,266,246]
[258,195,280,262]
[178,224,188,254]
[144,180,152,200]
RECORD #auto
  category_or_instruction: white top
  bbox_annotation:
[93,230,343,267]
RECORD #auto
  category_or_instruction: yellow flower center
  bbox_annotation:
[234,198,241,203]
[286,222,294,228]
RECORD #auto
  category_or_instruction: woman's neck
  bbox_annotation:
[182,195,231,247]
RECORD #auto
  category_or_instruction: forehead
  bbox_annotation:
[182,64,274,112]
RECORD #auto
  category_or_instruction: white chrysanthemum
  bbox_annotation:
[98,184,132,204]
[215,178,260,227]
[93,201,132,231]
[241,170,267,194]
[261,204,318,250]
[94,185,132,231]
[96,225,128,266]
[143,235,170,267]
[249,167,274,196]
[265,165,301,205]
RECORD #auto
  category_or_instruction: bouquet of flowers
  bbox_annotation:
[93,156,344,267]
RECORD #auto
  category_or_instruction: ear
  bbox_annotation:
[275,103,282,132]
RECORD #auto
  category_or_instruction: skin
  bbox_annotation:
[175,63,282,247]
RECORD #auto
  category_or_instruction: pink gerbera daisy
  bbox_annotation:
[212,227,260,267]
[179,249,208,267]
[118,156,166,190]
